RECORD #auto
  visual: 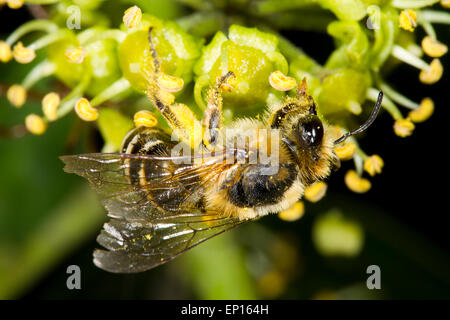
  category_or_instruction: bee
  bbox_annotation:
[61,27,383,273]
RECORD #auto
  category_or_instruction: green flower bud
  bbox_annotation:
[119,14,201,92]
[194,25,288,113]
[97,108,134,152]
[318,68,371,116]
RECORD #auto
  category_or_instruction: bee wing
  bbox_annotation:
[60,151,248,273]
[60,152,233,221]
[93,212,247,273]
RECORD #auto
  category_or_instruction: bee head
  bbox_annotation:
[273,80,337,183]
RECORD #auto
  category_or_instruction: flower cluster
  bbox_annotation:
[1,0,449,220]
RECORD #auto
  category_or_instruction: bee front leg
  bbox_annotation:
[202,71,236,148]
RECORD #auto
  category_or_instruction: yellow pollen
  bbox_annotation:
[394,119,415,137]
[441,0,450,8]
[344,170,371,193]
[399,9,417,32]
[409,98,434,123]
[363,155,384,177]
[220,75,238,92]
[134,110,158,128]
[13,42,36,64]
[304,181,328,203]
[7,84,26,108]
[278,201,305,222]
[25,114,47,135]
[65,47,87,64]
[268,70,297,91]
[334,141,356,161]
[42,92,60,121]
[75,98,98,121]
[159,90,175,105]
[0,40,13,63]
[123,5,142,28]
[157,74,184,93]
[422,36,448,58]
[7,0,23,9]
[419,59,443,84]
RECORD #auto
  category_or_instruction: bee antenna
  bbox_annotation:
[334,91,383,145]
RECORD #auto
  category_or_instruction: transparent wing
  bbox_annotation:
[60,151,249,273]
[93,212,247,273]
[60,152,233,220]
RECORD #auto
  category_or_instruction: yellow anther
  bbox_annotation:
[13,42,35,64]
[268,70,297,91]
[25,114,47,135]
[394,118,415,137]
[7,0,23,9]
[0,40,13,63]
[123,5,142,28]
[408,98,434,123]
[42,92,60,121]
[344,170,371,194]
[422,36,448,58]
[278,201,305,222]
[441,0,450,8]
[7,84,26,108]
[399,9,417,32]
[75,98,98,121]
[419,59,443,84]
[334,141,357,161]
[65,47,86,64]
[157,74,184,93]
[134,110,158,128]
[363,155,384,177]
[304,181,328,203]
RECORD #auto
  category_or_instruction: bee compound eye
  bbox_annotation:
[298,116,323,147]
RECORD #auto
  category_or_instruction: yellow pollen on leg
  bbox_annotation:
[399,9,417,32]
[25,114,47,135]
[344,170,371,193]
[42,92,60,121]
[7,84,26,108]
[123,5,142,28]
[134,110,158,128]
[268,70,297,91]
[278,201,305,222]
[422,36,448,58]
[419,59,443,84]
[0,40,13,63]
[408,98,434,123]
[334,141,357,161]
[13,42,36,64]
[304,181,328,203]
[157,74,184,93]
[363,155,384,177]
[65,47,87,64]
[75,98,98,121]
[393,118,415,137]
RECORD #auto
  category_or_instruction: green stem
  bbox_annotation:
[90,78,131,107]
[376,79,419,110]
[421,10,450,25]
[22,60,56,90]
[28,30,71,51]
[6,20,58,46]
[392,0,439,8]
[391,45,429,70]
[57,72,91,119]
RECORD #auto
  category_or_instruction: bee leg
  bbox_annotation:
[145,28,203,149]
[202,71,235,147]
